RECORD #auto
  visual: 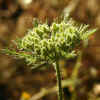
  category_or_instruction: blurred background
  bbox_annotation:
[0,0,100,100]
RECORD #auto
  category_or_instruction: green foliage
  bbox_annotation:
[2,15,96,67]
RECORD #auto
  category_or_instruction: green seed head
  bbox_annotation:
[2,15,96,66]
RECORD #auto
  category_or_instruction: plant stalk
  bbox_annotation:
[53,61,63,100]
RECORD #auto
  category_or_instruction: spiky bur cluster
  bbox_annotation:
[3,16,96,67]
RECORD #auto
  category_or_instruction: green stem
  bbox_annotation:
[53,61,63,100]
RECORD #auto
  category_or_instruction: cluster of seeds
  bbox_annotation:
[3,16,96,66]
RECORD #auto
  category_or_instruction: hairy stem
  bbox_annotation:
[53,61,63,100]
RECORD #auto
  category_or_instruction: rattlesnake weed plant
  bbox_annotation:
[2,15,96,100]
